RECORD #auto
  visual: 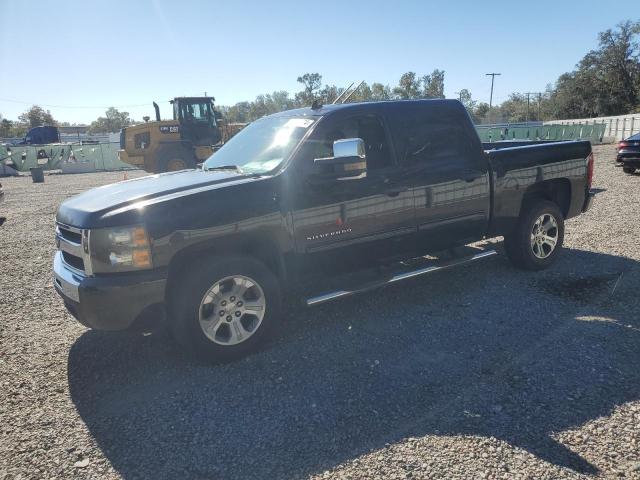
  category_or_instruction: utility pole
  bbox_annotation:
[524,92,532,123]
[537,92,542,121]
[485,73,501,111]
[524,92,543,122]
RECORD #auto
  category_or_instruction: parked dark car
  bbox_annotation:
[616,132,640,174]
[53,99,595,361]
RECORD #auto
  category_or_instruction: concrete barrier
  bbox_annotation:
[545,113,640,141]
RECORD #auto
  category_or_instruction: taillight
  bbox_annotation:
[586,152,594,188]
[618,141,629,151]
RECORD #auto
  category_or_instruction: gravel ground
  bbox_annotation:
[1,145,639,480]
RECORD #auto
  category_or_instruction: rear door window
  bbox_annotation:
[388,104,478,169]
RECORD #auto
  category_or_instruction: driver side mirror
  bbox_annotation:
[312,138,367,180]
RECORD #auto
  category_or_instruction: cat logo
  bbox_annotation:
[159,125,180,134]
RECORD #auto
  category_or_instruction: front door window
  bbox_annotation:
[181,101,212,125]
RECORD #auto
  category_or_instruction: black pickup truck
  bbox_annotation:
[54,100,595,361]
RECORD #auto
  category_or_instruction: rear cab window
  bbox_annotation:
[385,103,482,171]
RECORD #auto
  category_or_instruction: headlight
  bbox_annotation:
[89,225,153,273]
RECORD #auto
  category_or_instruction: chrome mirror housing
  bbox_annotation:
[312,137,367,180]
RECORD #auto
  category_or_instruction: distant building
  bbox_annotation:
[57,125,89,134]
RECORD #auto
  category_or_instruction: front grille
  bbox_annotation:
[62,251,84,271]
[58,225,82,244]
[56,223,89,274]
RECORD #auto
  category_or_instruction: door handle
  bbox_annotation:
[462,169,484,182]
[384,186,409,197]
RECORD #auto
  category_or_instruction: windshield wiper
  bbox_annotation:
[204,165,244,173]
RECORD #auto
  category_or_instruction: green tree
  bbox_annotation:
[88,107,133,134]
[393,72,421,99]
[222,102,251,123]
[0,113,28,137]
[370,83,392,101]
[318,84,342,104]
[550,20,640,118]
[422,69,445,98]
[0,116,13,137]
[296,73,323,105]
[496,93,530,122]
[269,90,295,112]
[457,89,476,109]
[345,82,374,103]
[473,102,490,123]
[456,89,478,121]
[17,105,56,128]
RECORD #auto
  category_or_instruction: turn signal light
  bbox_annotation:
[132,249,152,268]
[132,227,149,246]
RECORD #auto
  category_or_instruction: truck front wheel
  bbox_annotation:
[503,200,564,271]
[156,146,196,173]
[169,256,282,362]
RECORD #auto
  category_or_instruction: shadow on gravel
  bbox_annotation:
[68,247,640,479]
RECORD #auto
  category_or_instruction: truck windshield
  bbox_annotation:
[204,116,315,174]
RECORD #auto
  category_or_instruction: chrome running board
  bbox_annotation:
[306,249,497,307]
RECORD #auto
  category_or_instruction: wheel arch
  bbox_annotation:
[520,178,572,219]
[165,233,288,306]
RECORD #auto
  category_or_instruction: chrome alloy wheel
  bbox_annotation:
[198,275,266,346]
[530,213,559,259]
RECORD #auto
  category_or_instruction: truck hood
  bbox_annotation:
[57,169,259,228]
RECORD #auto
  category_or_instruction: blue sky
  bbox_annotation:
[0,0,637,124]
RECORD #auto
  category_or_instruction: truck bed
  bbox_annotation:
[485,140,593,235]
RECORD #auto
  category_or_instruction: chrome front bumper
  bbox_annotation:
[53,251,81,302]
[53,251,167,331]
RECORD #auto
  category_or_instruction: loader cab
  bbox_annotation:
[171,97,221,146]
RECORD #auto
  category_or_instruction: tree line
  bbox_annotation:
[0,106,135,138]
[221,20,639,125]
[1,19,638,138]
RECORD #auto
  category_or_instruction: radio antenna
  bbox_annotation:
[340,80,365,104]
[332,82,354,104]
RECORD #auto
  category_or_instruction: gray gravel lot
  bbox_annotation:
[1,145,639,480]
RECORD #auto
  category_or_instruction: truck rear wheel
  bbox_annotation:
[623,166,636,174]
[170,256,282,362]
[503,200,564,271]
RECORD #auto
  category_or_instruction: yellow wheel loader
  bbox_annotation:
[118,97,245,173]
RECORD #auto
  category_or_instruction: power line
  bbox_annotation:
[0,97,166,109]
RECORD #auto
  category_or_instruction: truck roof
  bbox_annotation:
[271,98,462,118]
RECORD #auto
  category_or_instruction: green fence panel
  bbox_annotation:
[476,123,606,144]
[0,143,134,172]
[2,122,607,173]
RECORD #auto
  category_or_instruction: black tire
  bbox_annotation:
[169,255,282,362]
[156,146,195,173]
[623,166,636,174]
[503,199,564,271]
